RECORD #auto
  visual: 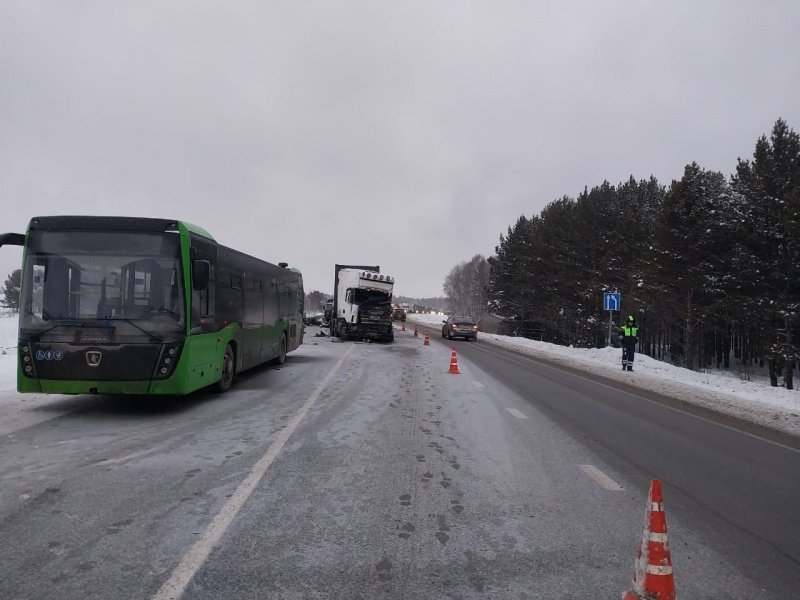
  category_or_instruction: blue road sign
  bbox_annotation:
[603,292,621,311]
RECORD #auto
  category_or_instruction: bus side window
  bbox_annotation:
[279,284,292,318]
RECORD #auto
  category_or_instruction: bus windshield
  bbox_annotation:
[20,230,185,336]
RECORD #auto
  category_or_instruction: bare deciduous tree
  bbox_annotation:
[444,255,490,319]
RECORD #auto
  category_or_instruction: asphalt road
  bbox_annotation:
[0,325,797,599]
[443,333,800,597]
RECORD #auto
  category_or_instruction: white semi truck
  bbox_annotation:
[330,264,395,342]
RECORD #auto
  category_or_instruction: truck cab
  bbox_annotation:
[331,266,395,342]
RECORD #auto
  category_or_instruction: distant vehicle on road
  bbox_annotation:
[442,315,478,341]
[392,306,406,321]
[304,312,324,326]
[322,298,334,324]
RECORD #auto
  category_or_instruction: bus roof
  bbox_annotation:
[27,216,216,242]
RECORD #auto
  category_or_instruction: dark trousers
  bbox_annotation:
[622,342,636,368]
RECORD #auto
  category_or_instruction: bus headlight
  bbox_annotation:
[19,343,37,378]
[153,342,183,380]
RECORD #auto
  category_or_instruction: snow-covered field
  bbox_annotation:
[0,313,17,392]
[0,314,99,436]
[2,312,798,438]
[409,313,800,438]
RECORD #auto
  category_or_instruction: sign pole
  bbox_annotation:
[603,290,621,348]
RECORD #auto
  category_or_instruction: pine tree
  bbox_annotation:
[1,269,21,311]
[487,216,536,319]
[481,116,799,394]
[652,163,731,370]
[732,118,800,387]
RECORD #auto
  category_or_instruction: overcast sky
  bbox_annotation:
[2,1,799,298]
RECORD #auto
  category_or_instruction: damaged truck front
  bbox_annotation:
[330,264,395,342]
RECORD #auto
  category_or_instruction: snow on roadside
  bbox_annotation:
[409,313,800,438]
[0,314,18,393]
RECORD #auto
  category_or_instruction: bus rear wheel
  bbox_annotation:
[277,334,287,365]
[217,344,235,392]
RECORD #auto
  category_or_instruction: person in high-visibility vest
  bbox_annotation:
[619,314,639,371]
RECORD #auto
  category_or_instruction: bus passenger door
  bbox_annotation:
[187,238,218,390]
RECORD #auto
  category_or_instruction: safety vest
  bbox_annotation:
[622,325,638,337]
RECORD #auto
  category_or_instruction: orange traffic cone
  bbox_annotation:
[448,347,460,374]
[424,330,430,346]
[414,325,418,338]
[623,479,676,600]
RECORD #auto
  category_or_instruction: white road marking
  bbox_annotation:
[472,381,485,389]
[578,464,625,491]
[506,407,528,420]
[152,344,355,600]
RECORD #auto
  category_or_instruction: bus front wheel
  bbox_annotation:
[217,344,235,392]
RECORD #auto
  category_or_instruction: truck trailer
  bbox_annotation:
[330,264,395,342]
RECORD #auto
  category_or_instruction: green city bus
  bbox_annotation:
[0,216,304,395]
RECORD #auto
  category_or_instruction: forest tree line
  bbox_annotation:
[445,119,800,389]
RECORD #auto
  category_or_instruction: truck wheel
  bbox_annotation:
[217,344,235,392]
[339,322,349,340]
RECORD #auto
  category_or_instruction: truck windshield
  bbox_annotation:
[352,289,391,306]
[20,230,185,335]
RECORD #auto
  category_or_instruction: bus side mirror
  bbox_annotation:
[192,260,210,291]
[0,233,25,248]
